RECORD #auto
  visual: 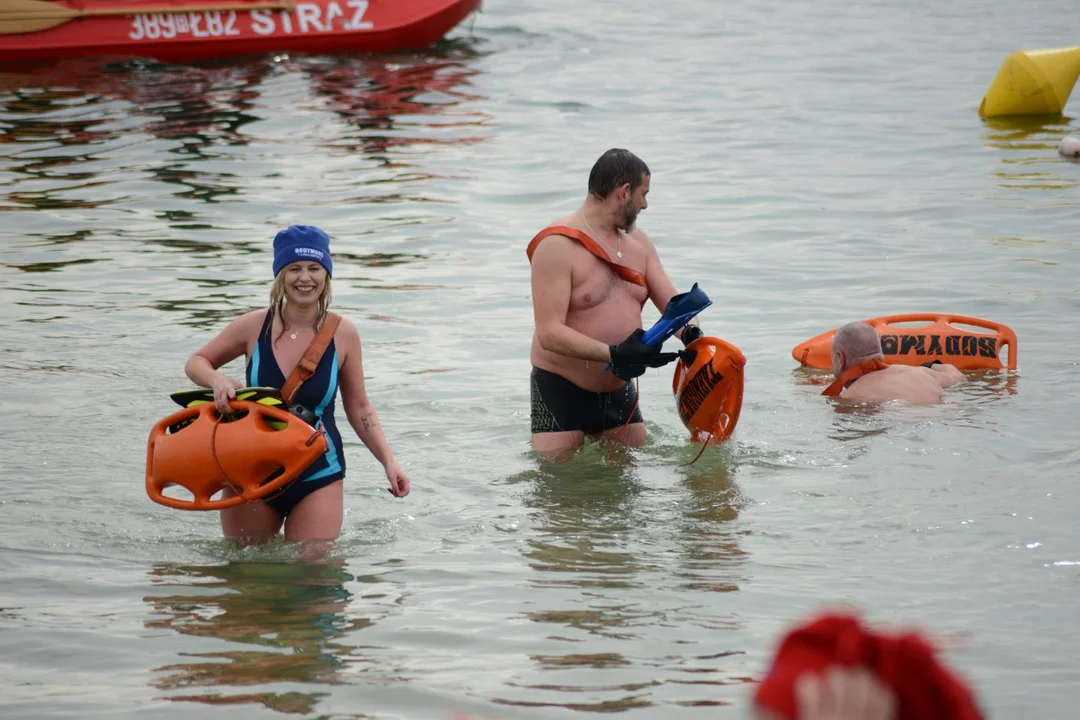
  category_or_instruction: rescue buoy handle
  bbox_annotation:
[869,313,1010,333]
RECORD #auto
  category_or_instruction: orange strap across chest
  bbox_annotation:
[821,358,889,397]
[527,225,649,291]
[280,311,342,405]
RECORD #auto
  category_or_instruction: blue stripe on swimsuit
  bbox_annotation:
[245,309,345,515]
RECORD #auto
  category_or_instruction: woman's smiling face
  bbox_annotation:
[283,261,327,306]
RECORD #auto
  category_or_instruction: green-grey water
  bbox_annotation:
[1,1,1078,718]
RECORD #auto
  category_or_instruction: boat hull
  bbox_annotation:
[1,0,481,62]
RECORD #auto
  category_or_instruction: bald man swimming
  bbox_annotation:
[822,322,964,404]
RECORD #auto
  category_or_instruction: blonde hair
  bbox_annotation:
[267,269,333,344]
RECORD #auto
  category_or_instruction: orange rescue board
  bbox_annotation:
[791,314,1017,371]
[146,400,327,511]
[673,336,746,443]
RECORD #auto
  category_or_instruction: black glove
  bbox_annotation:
[609,328,679,368]
[680,324,704,347]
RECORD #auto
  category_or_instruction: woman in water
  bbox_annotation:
[184,224,410,545]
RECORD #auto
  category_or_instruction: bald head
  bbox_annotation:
[831,321,884,377]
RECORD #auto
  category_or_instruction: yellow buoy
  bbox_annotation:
[979,46,1080,117]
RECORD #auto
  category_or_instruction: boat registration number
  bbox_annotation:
[127,1,373,40]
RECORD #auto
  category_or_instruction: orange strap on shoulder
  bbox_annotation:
[821,358,889,397]
[281,312,342,405]
[527,225,648,289]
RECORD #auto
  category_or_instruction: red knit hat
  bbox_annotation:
[754,613,984,720]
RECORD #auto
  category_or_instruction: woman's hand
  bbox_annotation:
[211,373,245,414]
[384,460,411,498]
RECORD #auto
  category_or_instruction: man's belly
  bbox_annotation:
[531,309,644,393]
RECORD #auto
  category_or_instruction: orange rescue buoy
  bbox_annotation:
[673,336,746,443]
[146,400,327,511]
[791,314,1017,371]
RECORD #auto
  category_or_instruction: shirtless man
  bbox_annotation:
[527,148,701,453]
[823,322,965,404]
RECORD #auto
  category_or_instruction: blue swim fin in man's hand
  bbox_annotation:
[640,283,712,346]
[607,283,712,380]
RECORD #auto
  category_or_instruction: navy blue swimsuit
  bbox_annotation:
[246,309,345,515]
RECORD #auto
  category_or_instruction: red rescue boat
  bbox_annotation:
[0,0,482,62]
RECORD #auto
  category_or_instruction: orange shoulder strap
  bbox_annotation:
[527,225,648,290]
[281,312,342,405]
[821,358,889,397]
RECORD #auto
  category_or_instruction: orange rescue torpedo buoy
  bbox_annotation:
[145,400,327,511]
[672,336,746,443]
[791,314,1017,371]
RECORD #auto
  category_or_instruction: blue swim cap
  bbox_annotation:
[272,225,333,278]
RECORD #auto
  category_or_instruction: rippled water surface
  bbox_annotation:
[2,1,1079,718]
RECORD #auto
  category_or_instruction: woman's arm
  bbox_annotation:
[184,309,262,412]
[336,317,410,497]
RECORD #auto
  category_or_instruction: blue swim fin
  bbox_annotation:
[607,283,712,380]
[641,283,712,347]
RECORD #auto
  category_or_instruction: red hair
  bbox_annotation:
[754,613,984,720]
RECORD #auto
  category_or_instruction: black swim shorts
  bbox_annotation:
[530,366,644,435]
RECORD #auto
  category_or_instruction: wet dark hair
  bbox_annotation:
[587,148,650,200]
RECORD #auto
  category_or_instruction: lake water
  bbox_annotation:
[1,0,1078,718]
